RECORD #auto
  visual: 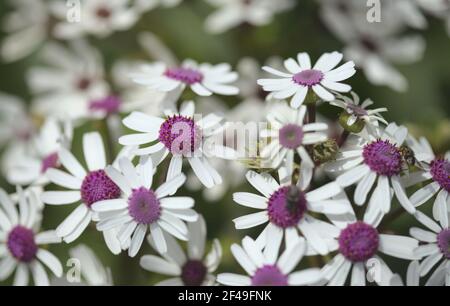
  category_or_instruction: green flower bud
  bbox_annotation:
[339,111,365,133]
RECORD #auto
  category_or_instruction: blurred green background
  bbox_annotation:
[0,0,449,285]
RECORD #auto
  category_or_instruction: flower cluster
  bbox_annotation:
[0,0,448,287]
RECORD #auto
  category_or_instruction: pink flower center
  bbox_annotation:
[292,69,324,87]
[339,222,379,262]
[437,228,450,259]
[181,260,207,286]
[89,95,121,115]
[430,158,450,192]
[362,139,402,177]
[128,187,161,225]
[81,170,121,207]
[7,226,37,263]
[251,265,288,286]
[159,115,202,156]
[267,186,307,229]
[165,67,203,85]
[279,124,304,149]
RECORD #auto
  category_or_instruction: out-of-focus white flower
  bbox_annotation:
[204,0,295,34]
[51,0,140,39]
[0,93,35,149]
[51,244,114,286]
[319,0,425,92]
[69,245,113,286]
[0,187,63,286]
[135,0,183,12]
[7,118,72,187]
[232,168,351,256]
[325,123,416,220]
[1,0,49,62]
[41,132,133,254]
[112,32,179,115]
[0,93,37,178]
[398,0,450,35]
[140,215,222,286]
[92,156,197,257]
[234,57,284,122]
[217,236,321,286]
[409,211,450,286]
[27,40,109,121]
[258,52,356,108]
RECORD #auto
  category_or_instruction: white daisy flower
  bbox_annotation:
[0,187,63,286]
[403,137,450,223]
[389,261,421,286]
[232,168,352,255]
[257,51,356,108]
[320,207,419,286]
[0,93,36,176]
[0,0,49,63]
[27,40,109,121]
[112,32,180,114]
[41,132,131,254]
[131,60,239,97]
[217,236,320,286]
[319,0,425,92]
[330,92,388,129]
[119,101,236,188]
[92,156,198,257]
[7,118,72,186]
[260,103,328,172]
[410,210,450,286]
[140,215,221,286]
[204,0,295,34]
[51,0,140,39]
[325,123,416,221]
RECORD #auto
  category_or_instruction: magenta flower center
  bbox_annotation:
[81,170,121,207]
[339,222,379,262]
[430,158,450,192]
[41,152,59,173]
[267,186,307,229]
[251,265,288,286]
[89,95,121,114]
[181,260,207,286]
[279,124,304,149]
[165,67,203,85]
[437,229,450,259]
[7,226,38,263]
[292,69,324,87]
[362,139,402,177]
[128,187,161,225]
[159,115,202,156]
